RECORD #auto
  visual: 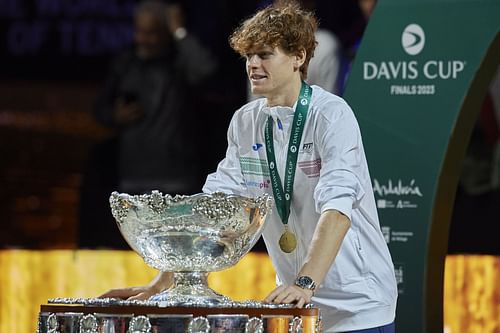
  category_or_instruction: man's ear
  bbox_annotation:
[294,48,307,70]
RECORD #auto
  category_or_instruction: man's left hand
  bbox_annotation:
[264,285,313,308]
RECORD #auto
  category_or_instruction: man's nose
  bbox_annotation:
[247,55,261,67]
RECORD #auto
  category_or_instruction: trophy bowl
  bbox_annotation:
[110,191,273,306]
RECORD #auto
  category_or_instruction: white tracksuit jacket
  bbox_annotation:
[203,85,397,332]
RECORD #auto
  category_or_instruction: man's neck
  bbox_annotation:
[266,78,302,108]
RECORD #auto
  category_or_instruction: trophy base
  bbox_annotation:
[39,302,320,333]
[149,272,232,307]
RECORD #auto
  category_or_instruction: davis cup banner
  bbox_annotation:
[344,0,500,332]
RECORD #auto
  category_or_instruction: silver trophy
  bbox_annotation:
[109,191,273,307]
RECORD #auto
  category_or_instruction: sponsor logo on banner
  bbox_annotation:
[381,226,391,243]
[373,179,423,209]
[390,231,414,242]
[394,263,405,295]
[381,225,415,243]
[362,23,467,95]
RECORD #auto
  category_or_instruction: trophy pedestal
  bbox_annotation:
[149,272,231,306]
[38,302,321,333]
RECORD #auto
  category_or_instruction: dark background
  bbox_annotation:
[0,0,497,254]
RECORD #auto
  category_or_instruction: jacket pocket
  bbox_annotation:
[323,228,367,289]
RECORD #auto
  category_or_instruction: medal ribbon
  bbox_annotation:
[264,81,312,225]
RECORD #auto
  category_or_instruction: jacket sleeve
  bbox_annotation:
[313,102,366,220]
[203,111,247,195]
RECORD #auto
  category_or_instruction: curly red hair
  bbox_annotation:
[229,1,318,79]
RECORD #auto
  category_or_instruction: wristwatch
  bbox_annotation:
[294,276,317,292]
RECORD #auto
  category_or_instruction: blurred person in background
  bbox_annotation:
[94,0,216,195]
[79,0,216,248]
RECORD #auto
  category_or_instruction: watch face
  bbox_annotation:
[298,276,313,285]
[296,276,315,289]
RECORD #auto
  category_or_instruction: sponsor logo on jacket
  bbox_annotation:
[244,179,271,189]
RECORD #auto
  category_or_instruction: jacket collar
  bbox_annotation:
[260,100,298,118]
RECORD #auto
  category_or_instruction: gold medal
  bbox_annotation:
[279,227,297,253]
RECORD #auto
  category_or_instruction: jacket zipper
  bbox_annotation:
[290,207,300,275]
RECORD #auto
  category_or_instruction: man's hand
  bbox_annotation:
[114,99,143,125]
[99,285,160,301]
[99,272,173,301]
[166,4,185,35]
[265,285,313,308]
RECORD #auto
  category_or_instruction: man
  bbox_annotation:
[93,0,216,195]
[102,3,397,332]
